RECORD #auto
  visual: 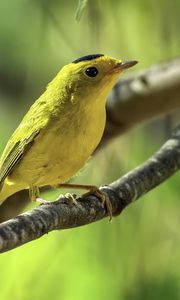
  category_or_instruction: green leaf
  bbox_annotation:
[75,0,89,22]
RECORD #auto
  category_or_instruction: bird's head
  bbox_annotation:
[50,54,137,104]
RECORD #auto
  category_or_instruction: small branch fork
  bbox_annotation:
[0,125,179,253]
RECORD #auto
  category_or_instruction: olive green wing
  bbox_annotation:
[0,130,39,191]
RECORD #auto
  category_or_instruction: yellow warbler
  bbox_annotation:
[0,54,137,213]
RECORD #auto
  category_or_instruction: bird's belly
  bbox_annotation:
[9,114,105,187]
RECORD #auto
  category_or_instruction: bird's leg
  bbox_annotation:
[56,183,113,220]
[29,185,50,205]
[29,185,40,201]
[29,185,77,206]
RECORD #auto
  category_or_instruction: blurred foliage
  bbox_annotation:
[75,0,89,22]
[0,0,180,299]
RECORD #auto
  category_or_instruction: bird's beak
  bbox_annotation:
[111,60,138,73]
[118,60,138,69]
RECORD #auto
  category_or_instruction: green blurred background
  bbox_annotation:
[0,0,180,299]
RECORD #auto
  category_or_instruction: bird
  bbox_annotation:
[0,54,137,217]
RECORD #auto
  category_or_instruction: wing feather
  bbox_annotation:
[0,130,39,190]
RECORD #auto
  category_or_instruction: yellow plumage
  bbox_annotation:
[0,54,137,203]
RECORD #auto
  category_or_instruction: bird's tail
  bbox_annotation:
[0,179,25,204]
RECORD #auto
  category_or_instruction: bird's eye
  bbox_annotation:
[85,67,98,77]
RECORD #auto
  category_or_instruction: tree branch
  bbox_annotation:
[0,124,179,253]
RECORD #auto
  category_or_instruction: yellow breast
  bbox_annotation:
[9,96,106,187]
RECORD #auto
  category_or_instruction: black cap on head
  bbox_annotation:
[72,54,104,63]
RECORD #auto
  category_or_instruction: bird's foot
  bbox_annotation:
[36,197,51,205]
[82,186,113,222]
[56,183,113,221]
[56,193,78,205]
